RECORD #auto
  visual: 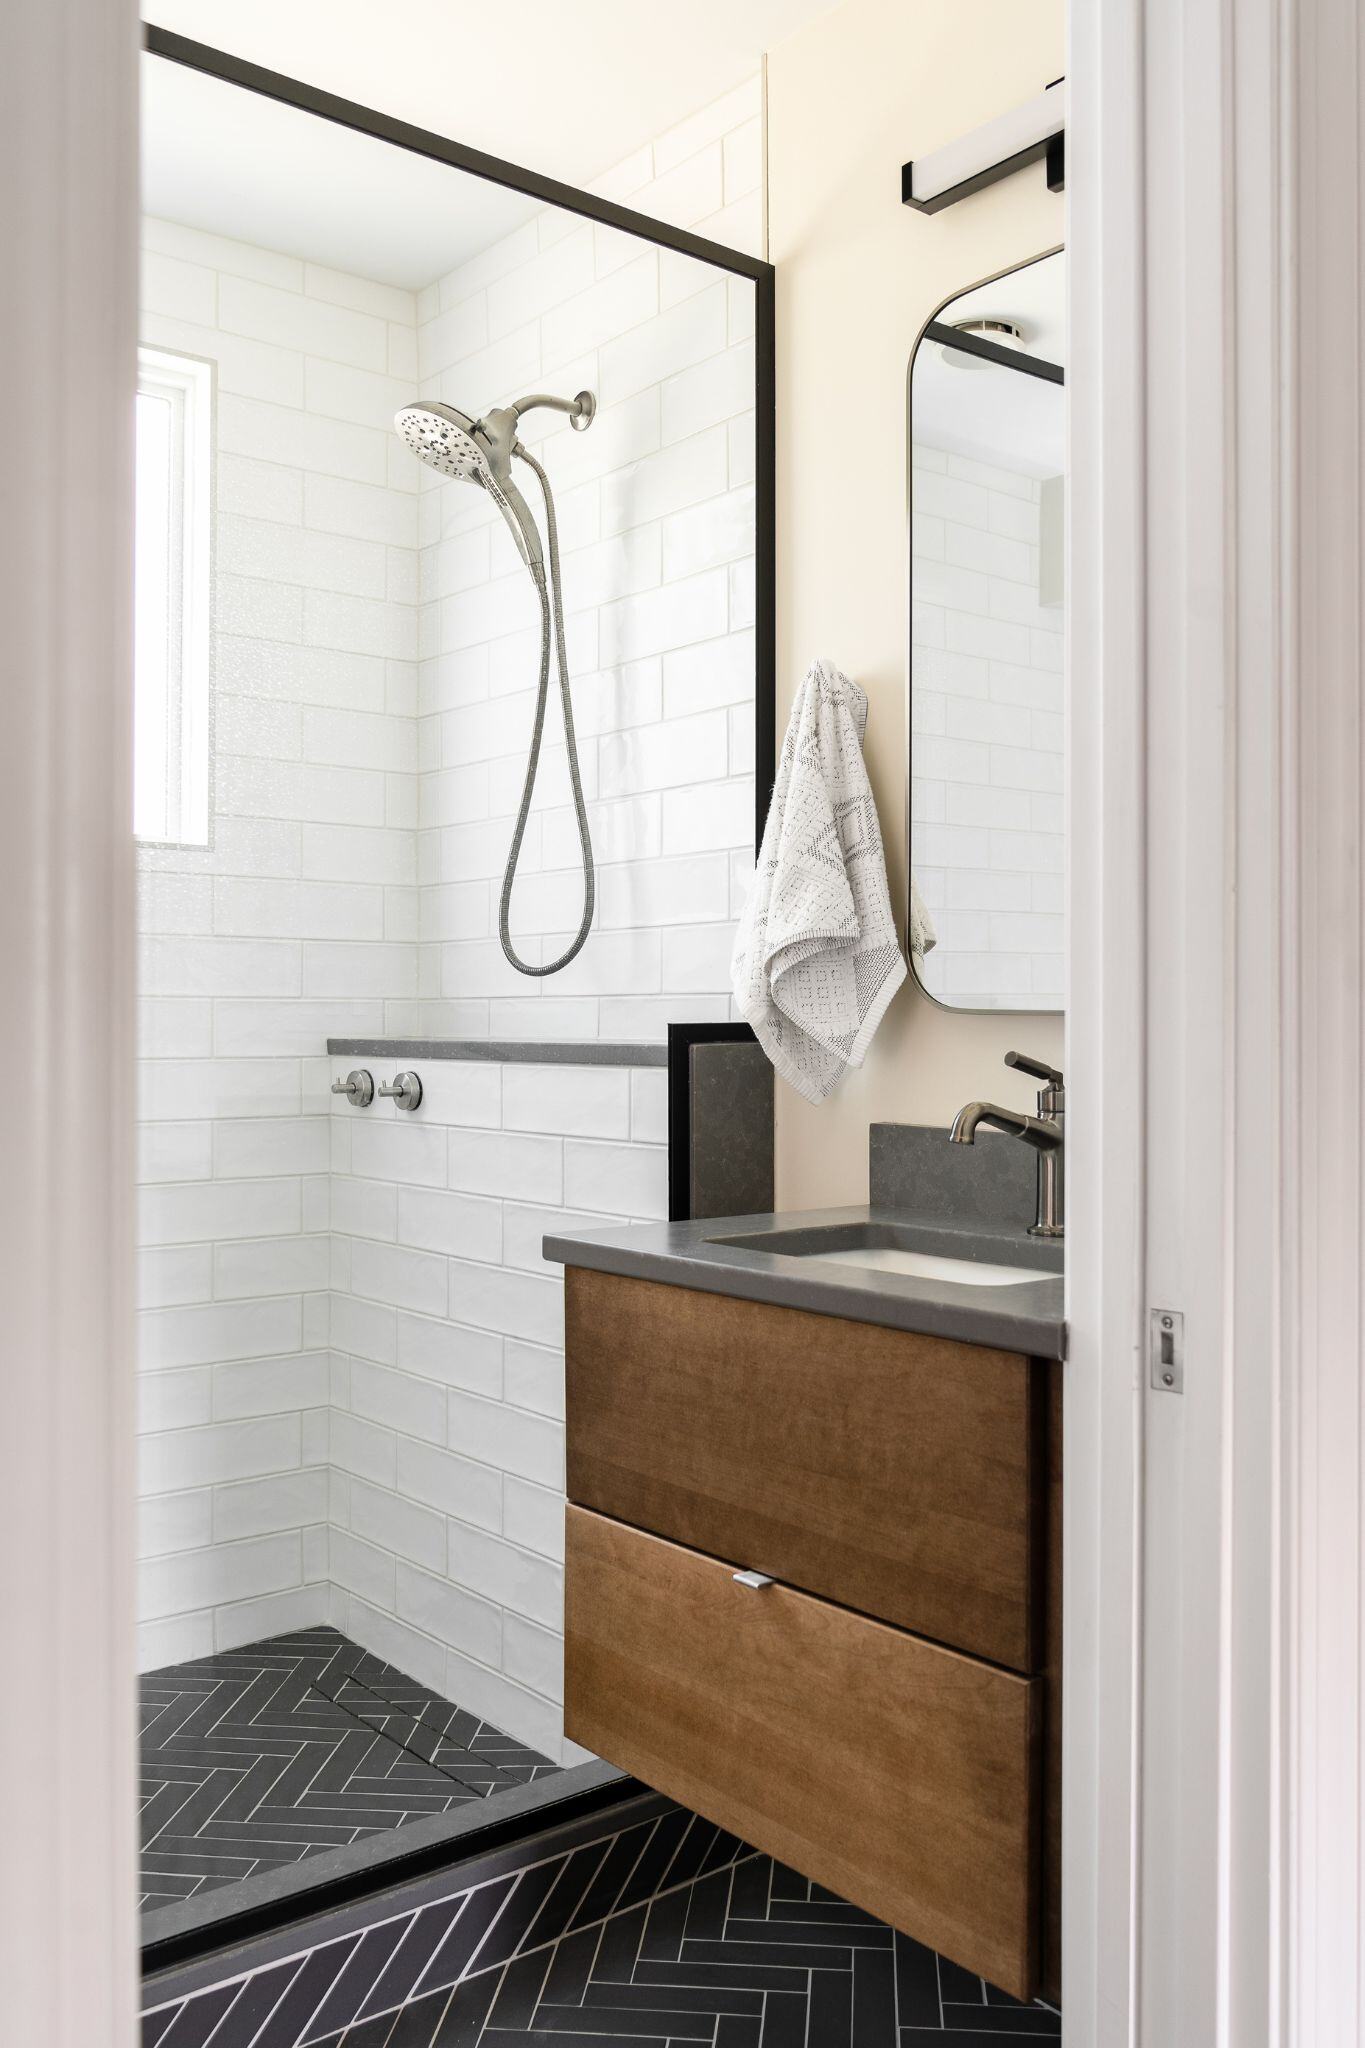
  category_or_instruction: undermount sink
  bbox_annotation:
[801,1247,1042,1287]
[708,1219,1058,1288]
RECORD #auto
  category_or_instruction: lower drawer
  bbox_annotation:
[564,1505,1042,2001]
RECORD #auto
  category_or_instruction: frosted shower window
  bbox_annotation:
[134,346,212,845]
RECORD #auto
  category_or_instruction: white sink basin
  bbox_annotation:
[803,1247,1044,1287]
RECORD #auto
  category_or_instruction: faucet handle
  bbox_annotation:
[1005,1049,1063,1086]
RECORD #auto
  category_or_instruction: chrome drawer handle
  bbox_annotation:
[732,1569,773,1589]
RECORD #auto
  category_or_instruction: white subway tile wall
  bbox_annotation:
[412,82,761,1035]
[136,218,421,1669]
[135,80,762,1699]
[909,442,1065,1007]
[328,1057,668,1760]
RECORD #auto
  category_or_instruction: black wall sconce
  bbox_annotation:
[902,79,1065,214]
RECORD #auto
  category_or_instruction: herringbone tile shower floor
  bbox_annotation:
[139,1627,561,1910]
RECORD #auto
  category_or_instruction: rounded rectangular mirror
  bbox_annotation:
[907,249,1065,1012]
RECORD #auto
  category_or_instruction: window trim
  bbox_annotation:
[135,344,213,847]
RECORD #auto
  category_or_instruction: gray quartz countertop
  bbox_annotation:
[543,1203,1066,1359]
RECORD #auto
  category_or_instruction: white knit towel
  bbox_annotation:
[733,657,908,1104]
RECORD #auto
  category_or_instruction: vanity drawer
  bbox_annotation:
[565,1504,1042,2001]
[565,1267,1043,1670]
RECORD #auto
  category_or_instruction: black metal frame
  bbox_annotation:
[142,24,776,854]
[138,22,778,1966]
[665,1021,761,1222]
[906,248,1066,1019]
[923,320,1065,386]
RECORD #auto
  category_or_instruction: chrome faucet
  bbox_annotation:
[949,1050,1065,1238]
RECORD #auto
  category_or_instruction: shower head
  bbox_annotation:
[395,399,545,574]
[393,391,596,578]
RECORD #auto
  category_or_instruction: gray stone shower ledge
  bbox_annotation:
[326,1037,669,1066]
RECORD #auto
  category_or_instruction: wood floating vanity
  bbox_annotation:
[557,1257,1063,2006]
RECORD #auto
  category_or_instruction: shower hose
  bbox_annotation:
[497,444,595,977]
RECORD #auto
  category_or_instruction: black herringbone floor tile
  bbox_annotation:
[140,1628,561,1910]
[143,1821,1060,2048]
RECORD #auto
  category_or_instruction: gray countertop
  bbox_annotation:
[543,1203,1066,1359]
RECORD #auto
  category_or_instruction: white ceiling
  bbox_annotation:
[142,55,541,288]
[141,0,838,190]
[912,252,1065,476]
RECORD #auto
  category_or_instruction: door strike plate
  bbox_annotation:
[1150,1308,1184,1394]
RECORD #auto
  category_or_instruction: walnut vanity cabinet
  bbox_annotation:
[562,1266,1063,2007]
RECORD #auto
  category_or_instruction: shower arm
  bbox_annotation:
[510,390,596,433]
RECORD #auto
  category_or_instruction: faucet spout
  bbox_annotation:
[948,1055,1066,1238]
[950,1101,1063,1153]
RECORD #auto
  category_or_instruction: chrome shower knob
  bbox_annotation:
[330,1068,375,1107]
[378,1070,423,1112]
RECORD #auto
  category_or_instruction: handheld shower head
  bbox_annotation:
[394,399,546,574]
[394,391,596,577]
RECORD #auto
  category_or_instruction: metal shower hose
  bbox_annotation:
[497,445,595,976]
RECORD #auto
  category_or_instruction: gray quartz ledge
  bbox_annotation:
[543,1204,1066,1359]
[327,1038,668,1066]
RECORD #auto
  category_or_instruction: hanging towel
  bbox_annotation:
[733,657,908,1104]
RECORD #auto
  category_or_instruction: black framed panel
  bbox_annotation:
[138,24,777,1964]
[141,24,776,851]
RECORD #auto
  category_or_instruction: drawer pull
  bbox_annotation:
[732,1569,774,1589]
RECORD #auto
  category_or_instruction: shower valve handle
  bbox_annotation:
[330,1069,374,1107]
[378,1071,423,1113]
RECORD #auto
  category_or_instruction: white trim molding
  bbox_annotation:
[1287,2,1365,2037]
[0,2,141,2042]
[1071,0,1365,2038]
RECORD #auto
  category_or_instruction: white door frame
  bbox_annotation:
[1069,0,1363,2039]
[0,2,141,2042]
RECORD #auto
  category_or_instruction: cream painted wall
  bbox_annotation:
[766,0,1066,1207]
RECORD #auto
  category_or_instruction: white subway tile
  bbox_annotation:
[662,339,755,443]
[503,1337,566,1416]
[213,1467,328,1541]
[138,997,213,1060]
[660,777,751,854]
[564,1139,667,1220]
[219,637,389,714]
[502,1477,565,1561]
[139,1244,213,1310]
[331,1291,396,1366]
[218,394,389,486]
[540,253,657,368]
[211,1352,330,1421]
[330,1409,397,1488]
[138,1611,215,1671]
[351,1236,448,1318]
[347,1477,445,1572]
[139,1059,301,1124]
[139,1416,301,1495]
[395,1314,503,1398]
[405,1060,501,1128]
[139,1489,213,1560]
[443,1649,561,1760]
[349,1357,447,1442]
[599,705,728,794]
[140,1532,301,1622]
[599,854,730,931]
[396,1563,501,1666]
[500,1064,630,1139]
[448,1260,563,1347]
[218,274,388,369]
[139,1367,212,1434]
[142,250,216,324]
[139,1177,299,1247]
[302,941,417,998]
[350,1117,448,1188]
[396,1186,502,1263]
[502,1615,563,1703]
[448,1129,563,1203]
[447,1524,562,1629]
[397,1436,502,1530]
[214,1585,328,1653]
[629,1069,668,1142]
[214,1233,330,1300]
[448,1390,564,1489]
[142,217,302,290]
[140,1298,302,1372]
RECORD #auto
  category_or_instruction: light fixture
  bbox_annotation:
[940,318,1025,369]
[902,80,1065,215]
